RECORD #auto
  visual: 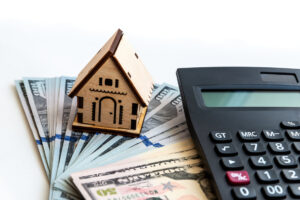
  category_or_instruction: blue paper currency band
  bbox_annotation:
[55,134,63,140]
[40,137,50,142]
[36,140,42,145]
[64,136,79,142]
[80,135,89,140]
[139,135,163,148]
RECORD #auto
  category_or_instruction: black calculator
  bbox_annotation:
[177,67,300,200]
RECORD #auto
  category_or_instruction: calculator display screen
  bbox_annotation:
[202,90,300,107]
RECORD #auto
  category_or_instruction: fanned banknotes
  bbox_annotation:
[15,78,216,200]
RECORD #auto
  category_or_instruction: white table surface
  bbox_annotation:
[1,1,300,199]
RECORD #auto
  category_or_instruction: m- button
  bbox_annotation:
[210,131,232,142]
[262,130,283,141]
[238,131,259,142]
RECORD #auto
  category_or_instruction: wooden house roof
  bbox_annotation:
[69,29,154,106]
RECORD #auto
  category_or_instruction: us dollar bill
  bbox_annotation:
[142,94,183,133]
[72,154,207,200]
[15,80,50,179]
[23,78,51,166]
[145,83,178,119]
[49,77,75,199]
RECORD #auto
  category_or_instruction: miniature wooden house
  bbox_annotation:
[68,29,154,136]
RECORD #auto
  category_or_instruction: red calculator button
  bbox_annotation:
[226,171,250,185]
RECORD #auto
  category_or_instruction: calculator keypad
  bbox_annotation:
[221,157,244,170]
[256,169,279,183]
[243,142,266,155]
[215,143,238,156]
[211,124,300,199]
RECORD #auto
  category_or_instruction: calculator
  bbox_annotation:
[176,67,300,200]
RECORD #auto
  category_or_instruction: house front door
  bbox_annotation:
[98,96,116,124]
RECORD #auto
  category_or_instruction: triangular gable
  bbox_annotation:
[69,29,123,97]
[69,29,154,106]
[113,35,154,106]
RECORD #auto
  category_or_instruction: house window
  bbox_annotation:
[99,78,103,85]
[132,103,138,115]
[131,119,136,129]
[115,79,119,88]
[78,113,83,123]
[105,78,113,86]
[78,97,84,108]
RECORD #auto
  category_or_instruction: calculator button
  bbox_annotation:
[238,130,259,142]
[289,184,300,198]
[282,169,300,182]
[275,155,297,168]
[215,144,237,156]
[262,130,283,141]
[249,155,272,169]
[226,171,250,186]
[262,184,286,199]
[243,142,266,155]
[281,121,300,129]
[221,157,243,170]
[256,169,279,183]
[286,130,300,141]
[232,186,256,200]
[293,142,300,153]
[268,142,290,154]
[210,131,232,142]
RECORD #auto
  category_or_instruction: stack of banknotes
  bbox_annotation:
[15,77,216,200]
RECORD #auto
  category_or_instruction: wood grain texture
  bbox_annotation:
[69,29,122,97]
[77,57,143,129]
[113,35,154,106]
[72,106,147,137]
[68,29,153,135]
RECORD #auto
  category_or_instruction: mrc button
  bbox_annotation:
[238,131,259,141]
[210,131,232,142]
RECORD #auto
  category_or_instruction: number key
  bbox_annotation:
[249,155,272,169]
[256,169,279,183]
[262,184,286,199]
[268,142,290,154]
[293,142,300,153]
[282,169,300,183]
[243,142,266,155]
[289,184,300,198]
[232,186,256,200]
[275,155,297,168]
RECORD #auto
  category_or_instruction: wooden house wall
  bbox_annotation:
[76,57,142,129]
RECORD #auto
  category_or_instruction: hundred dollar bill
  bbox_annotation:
[23,78,50,167]
[49,77,75,199]
[71,138,198,181]
[145,83,178,119]
[61,130,193,195]
[142,93,183,133]
[64,84,162,169]
[15,80,50,179]
[56,84,163,177]
[56,96,186,193]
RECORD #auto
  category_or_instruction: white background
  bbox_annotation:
[1,0,300,199]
